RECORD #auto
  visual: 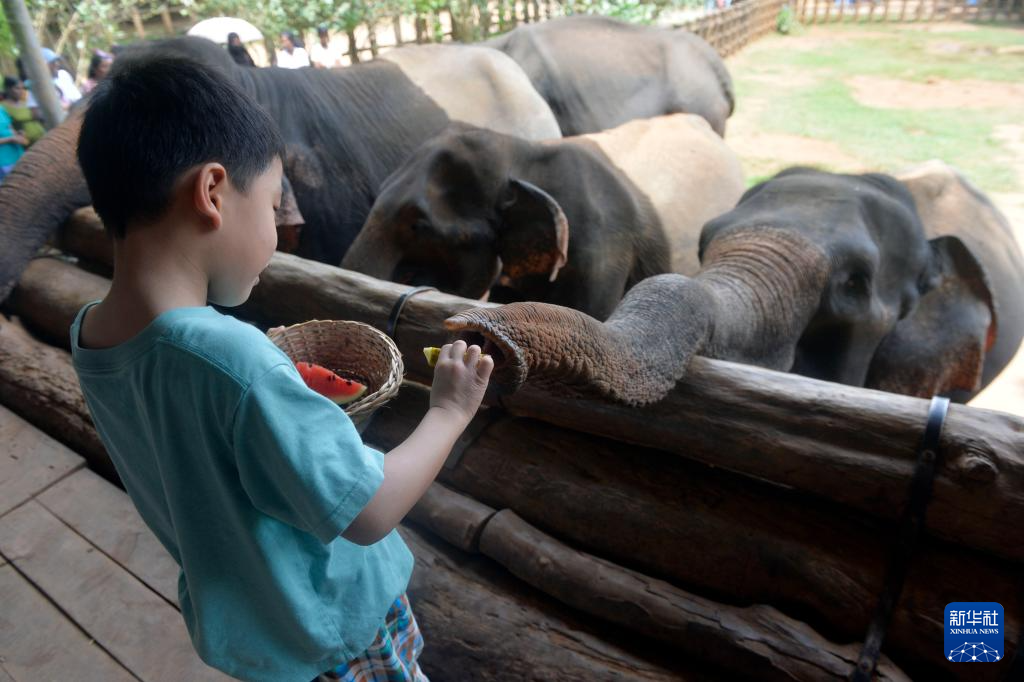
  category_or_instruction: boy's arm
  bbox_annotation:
[341,406,468,545]
[342,341,492,546]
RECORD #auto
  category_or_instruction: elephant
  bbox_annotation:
[484,15,735,137]
[0,37,561,302]
[377,44,560,142]
[341,113,745,322]
[440,162,1023,404]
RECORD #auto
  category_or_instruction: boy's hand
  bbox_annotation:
[429,340,493,422]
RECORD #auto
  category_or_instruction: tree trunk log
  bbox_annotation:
[0,314,115,482]
[392,15,404,46]
[363,383,1019,681]
[53,211,1024,566]
[405,481,497,553]
[400,524,699,681]
[6,255,109,348]
[478,510,909,682]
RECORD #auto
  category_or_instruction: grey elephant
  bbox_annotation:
[341,114,745,321]
[485,15,735,136]
[0,38,559,302]
[441,162,1023,404]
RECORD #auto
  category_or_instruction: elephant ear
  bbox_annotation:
[496,179,570,283]
[275,175,306,254]
[866,236,996,399]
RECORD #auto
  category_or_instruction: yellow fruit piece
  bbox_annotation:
[423,346,489,368]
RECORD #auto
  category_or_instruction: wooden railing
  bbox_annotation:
[796,0,1023,23]
[333,0,789,64]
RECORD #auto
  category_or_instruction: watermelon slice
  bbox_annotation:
[295,362,368,405]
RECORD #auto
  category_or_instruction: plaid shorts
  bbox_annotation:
[316,592,429,682]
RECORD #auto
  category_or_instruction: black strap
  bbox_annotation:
[851,396,950,681]
[385,286,437,341]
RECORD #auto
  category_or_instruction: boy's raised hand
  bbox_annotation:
[429,340,493,422]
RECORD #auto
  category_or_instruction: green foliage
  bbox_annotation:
[0,6,14,61]
[563,0,678,24]
[776,4,794,34]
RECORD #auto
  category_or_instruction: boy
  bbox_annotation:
[70,52,492,681]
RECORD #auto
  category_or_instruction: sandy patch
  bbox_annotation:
[900,22,980,32]
[847,75,1024,110]
[744,70,825,89]
[783,29,892,51]
[729,131,867,172]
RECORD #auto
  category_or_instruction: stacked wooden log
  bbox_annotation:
[1,206,1021,680]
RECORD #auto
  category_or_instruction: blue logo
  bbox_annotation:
[945,602,1003,662]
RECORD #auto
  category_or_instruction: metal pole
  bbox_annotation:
[1,0,65,129]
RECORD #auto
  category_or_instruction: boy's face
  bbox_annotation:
[207,157,283,307]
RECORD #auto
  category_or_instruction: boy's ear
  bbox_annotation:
[193,162,228,229]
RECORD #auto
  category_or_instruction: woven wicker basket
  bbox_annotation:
[267,320,404,428]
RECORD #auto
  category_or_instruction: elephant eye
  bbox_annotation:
[843,271,870,294]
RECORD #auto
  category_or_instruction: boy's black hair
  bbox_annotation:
[77,52,284,239]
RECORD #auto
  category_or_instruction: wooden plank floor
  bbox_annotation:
[0,405,231,681]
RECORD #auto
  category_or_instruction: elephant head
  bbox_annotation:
[444,168,999,405]
[341,127,569,302]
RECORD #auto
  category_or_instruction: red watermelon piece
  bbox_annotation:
[295,362,368,405]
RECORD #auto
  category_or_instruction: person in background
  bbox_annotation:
[276,31,310,69]
[81,51,114,94]
[227,33,256,67]
[39,48,82,109]
[310,25,344,69]
[2,76,46,146]
[0,104,28,181]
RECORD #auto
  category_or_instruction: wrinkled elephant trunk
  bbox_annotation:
[697,228,830,371]
[445,273,715,406]
[445,228,830,406]
[0,111,91,302]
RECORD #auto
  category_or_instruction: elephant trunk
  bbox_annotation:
[444,273,715,406]
[444,228,830,406]
[696,228,830,371]
[0,111,91,301]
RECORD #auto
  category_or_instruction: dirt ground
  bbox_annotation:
[725,24,1024,416]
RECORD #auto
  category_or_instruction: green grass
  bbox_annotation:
[748,25,1024,82]
[729,22,1024,192]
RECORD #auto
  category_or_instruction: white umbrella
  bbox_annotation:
[187,17,264,44]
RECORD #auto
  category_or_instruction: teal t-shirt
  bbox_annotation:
[0,107,25,168]
[69,302,414,682]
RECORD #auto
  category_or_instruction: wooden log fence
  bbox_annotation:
[343,0,1021,67]
[0,261,933,679]
[797,0,1023,24]
[5,253,937,679]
